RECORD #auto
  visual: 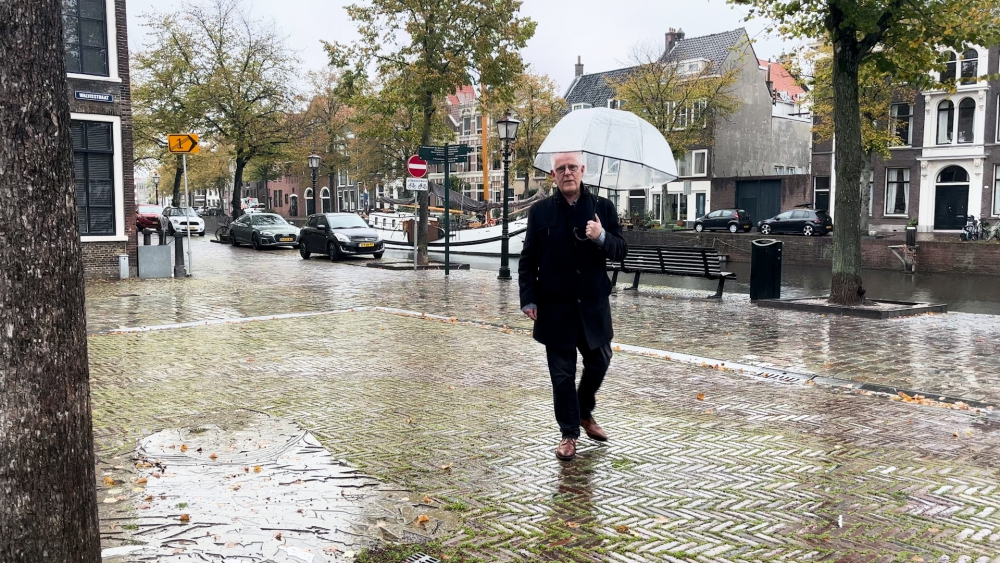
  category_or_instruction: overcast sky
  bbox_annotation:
[125,0,804,94]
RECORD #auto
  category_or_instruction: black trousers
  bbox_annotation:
[545,331,613,439]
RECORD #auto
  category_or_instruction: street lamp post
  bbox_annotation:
[496,111,521,281]
[151,174,160,204]
[307,154,321,215]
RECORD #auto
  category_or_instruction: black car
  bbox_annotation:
[299,213,384,261]
[758,208,833,236]
[694,209,753,233]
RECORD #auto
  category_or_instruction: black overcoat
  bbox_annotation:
[518,189,627,350]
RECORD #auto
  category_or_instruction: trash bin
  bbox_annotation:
[750,239,782,301]
[905,226,916,247]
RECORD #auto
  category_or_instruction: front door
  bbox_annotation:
[933,185,968,230]
[736,180,781,226]
[628,190,645,219]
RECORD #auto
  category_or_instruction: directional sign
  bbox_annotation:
[407,155,428,178]
[406,178,428,191]
[419,144,469,164]
[167,134,200,154]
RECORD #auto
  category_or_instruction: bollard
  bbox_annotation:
[173,233,187,277]
[159,228,168,246]
[142,228,152,246]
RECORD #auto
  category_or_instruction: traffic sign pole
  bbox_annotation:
[444,144,450,276]
[183,154,193,276]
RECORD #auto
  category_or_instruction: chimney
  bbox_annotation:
[664,27,685,53]
[574,56,584,77]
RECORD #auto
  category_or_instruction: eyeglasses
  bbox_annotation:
[554,164,580,174]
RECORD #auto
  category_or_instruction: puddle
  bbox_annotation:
[100,414,458,562]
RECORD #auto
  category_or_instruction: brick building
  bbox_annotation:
[815,45,1000,234]
[63,0,137,277]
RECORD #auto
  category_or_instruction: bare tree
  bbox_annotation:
[0,1,101,561]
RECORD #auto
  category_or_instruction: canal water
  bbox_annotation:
[387,249,1000,315]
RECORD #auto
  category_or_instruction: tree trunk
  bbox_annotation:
[171,155,183,207]
[829,37,865,305]
[0,1,101,562]
[418,90,434,266]
[231,158,247,219]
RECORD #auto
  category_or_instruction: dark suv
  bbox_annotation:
[694,209,753,233]
[758,208,833,236]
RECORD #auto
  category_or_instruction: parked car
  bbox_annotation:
[298,213,384,261]
[694,209,753,233]
[229,213,300,250]
[758,208,833,236]
[135,204,163,230]
[201,207,226,217]
[159,206,205,236]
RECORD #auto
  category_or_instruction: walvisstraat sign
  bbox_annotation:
[74,91,113,103]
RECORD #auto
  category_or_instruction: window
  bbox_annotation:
[607,99,625,109]
[890,103,912,146]
[775,211,793,220]
[476,115,482,134]
[937,100,954,144]
[63,0,109,76]
[941,52,957,83]
[885,168,909,215]
[289,194,298,216]
[338,169,349,186]
[608,190,620,209]
[774,165,784,175]
[993,165,1000,216]
[652,193,662,221]
[791,210,810,219]
[961,49,978,84]
[677,150,707,177]
[957,98,975,143]
[814,177,830,211]
[71,120,115,235]
[284,193,289,205]
[571,103,592,111]
[463,116,471,136]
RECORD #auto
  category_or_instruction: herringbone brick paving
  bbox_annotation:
[86,239,1000,404]
[88,309,1000,561]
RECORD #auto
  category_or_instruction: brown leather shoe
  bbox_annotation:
[580,418,608,442]
[555,438,577,461]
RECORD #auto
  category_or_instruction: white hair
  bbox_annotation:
[550,152,584,171]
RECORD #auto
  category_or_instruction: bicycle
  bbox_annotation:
[214,216,233,242]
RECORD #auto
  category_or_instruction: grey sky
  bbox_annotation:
[125,0,802,95]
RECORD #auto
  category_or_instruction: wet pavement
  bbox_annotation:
[87,238,1000,561]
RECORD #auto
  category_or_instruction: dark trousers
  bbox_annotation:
[545,332,612,439]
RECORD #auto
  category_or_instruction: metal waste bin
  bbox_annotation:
[750,239,782,301]
[905,226,916,247]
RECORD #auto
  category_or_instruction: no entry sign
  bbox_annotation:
[407,155,428,178]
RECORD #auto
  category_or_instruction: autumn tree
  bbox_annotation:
[609,41,742,223]
[731,0,1000,304]
[1,1,101,561]
[134,0,300,218]
[328,0,535,264]
[807,42,916,233]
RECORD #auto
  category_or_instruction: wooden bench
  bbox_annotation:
[608,245,736,298]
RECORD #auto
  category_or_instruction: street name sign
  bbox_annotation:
[168,134,200,154]
[406,178,428,191]
[74,91,113,103]
[419,144,469,164]
[407,155,428,178]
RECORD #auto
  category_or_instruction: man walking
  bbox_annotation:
[518,152,627,461]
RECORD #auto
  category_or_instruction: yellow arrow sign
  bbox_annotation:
[167,133,200,154]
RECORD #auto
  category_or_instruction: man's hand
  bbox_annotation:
[586,213,603,240]
[523,306,538,321]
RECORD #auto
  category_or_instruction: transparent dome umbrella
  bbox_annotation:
[533,107,678,193]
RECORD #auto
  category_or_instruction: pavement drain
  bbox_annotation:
[99,413,458,562]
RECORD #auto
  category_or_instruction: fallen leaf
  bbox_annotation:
[103,497,118,504]
[615,525,630,533]
[548,538,571,547]
[103,476,116,486]
[566,521,580,528]
[209,453,218,460]
[224,542,238,548]
[179,514,190,523]
[323,546,340,554]
[253,465,262,473]
[247,358,254,362]
[417,514,430,524]
[697,393,705,401]
[180,445,188,452]
[422,495,434,503]
[136,478,147,485]
[653,516,669,524]
[405,417,413,424]
[440,464,452,471]
[144,495,153,501]
[273,532,282,540]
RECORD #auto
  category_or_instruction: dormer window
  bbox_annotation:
[679,60,704,75]
[571,103,592,111]
[607,99,625,110]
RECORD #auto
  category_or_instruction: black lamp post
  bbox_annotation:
[496,111,520,280]
[307,154,321,214]
[151,174,160,204]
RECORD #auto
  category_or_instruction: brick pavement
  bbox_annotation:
[88,238,1000,404]
[87,308,1000,561]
